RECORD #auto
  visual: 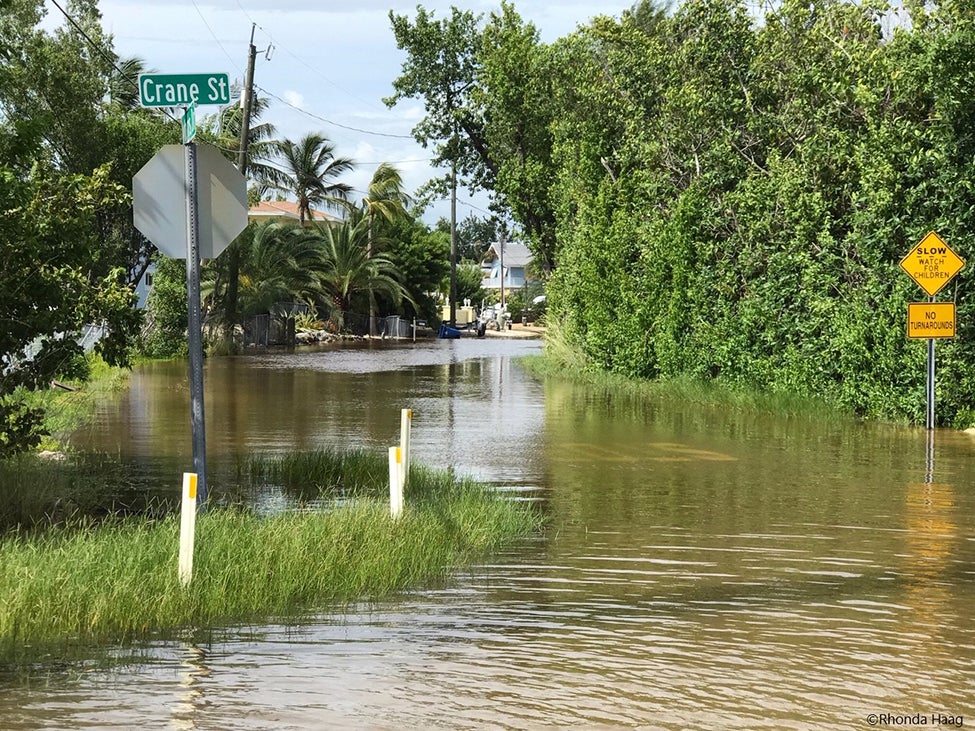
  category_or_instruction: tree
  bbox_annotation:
[140,255,188,359]
[106,55,152,111]
[359,162,411,335]
[316,218,412,328]
[198,88,279,334]
[0,0,117,174]
[233,222,324,318]
[383,216,450,321]
[266,133,355,223]
[0,164,140,455]
[386,6,489,187]
[361,162,411,231]
[201,86,278,182]
[450,263,487,308]
[476,3,559,271]
[444,214,497,262]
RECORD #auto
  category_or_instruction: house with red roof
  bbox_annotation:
[247,200,342,225]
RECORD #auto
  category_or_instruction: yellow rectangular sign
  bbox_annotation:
[907,302,956,339]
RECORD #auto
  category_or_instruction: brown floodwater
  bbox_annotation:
[3,338,974,729]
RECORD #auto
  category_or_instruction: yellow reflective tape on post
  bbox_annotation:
[188,473,197,499]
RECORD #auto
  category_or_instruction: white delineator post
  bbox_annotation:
[388,447,404,518]
[179,472,198,586]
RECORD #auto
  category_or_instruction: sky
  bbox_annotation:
[44,0,638,225]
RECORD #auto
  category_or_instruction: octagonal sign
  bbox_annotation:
[133,144,247,259]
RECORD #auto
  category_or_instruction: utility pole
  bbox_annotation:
[224,24,257,346]
[498,228,506,310]
[238,25,257,174]
[449,146,458,327]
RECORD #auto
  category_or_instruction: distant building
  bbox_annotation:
[134,264,155,309]
[247,200,342,225]
[482,242,534,291]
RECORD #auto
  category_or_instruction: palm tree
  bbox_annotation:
[360,162,411,238]
[209,86,279,181]
[358,163,411,335]
[107,56,152,110]
[232,222,324,317]
[316,218,412,332]
[204,87,280,340]
[267,133,355,223]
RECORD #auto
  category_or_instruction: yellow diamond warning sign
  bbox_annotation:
[908,302,956,339]
[900,231,965,296]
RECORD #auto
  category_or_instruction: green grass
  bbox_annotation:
[0,452,164,531]
[12,354,132,453]
[520,350,850,422]
[0,450,541,659]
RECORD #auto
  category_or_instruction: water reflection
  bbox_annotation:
[5,341,974,728]
[172,644,210,731]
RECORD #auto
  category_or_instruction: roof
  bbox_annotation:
[248,200,341,223]
[484,242,533,268]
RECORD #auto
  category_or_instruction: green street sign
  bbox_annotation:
[138,73,230,108]
[182,103,196,144]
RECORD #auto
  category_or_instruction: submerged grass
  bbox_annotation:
[520,350,850,422]
[0,452,164,531]
[0,450,540,659]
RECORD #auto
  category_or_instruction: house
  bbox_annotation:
[482,241,533,292]
[134,264,155,309]
[248,200,342,225]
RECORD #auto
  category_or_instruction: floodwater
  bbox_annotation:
[3,338,974,730]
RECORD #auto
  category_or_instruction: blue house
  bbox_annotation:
[482,242,533,292]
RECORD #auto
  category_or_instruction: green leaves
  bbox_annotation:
[536,0,975,426]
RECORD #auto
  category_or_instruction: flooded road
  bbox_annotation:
[3,338,974,729]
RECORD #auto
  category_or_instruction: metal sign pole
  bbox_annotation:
[184,141,208,503]
[926,295,935,431]
[927,337,936,430]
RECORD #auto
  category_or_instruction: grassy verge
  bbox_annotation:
[14,354,131,453]
[520,350,850,422]
[0,449,541,659]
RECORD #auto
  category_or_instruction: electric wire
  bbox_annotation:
[255,85,414,140]
[189,0,242,74]
[47,0,179,122]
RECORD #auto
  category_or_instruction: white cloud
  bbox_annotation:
[52,0,635,223]
[283,91,304,109]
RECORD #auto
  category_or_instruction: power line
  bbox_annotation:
[49,2,420,150]
[49,0,122,75]
[189,0,242,74]
[47,0,179,123]
[255,85,414,140]
[228,1,384,114]
[217,4,417,142]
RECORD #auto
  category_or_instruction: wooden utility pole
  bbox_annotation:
[224,25,257,343]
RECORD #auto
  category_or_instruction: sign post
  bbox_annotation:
[899,232,964,430]
[133,76,247,505]
[183,140,208,501]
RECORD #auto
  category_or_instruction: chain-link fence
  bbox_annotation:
[241,311,417,347]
